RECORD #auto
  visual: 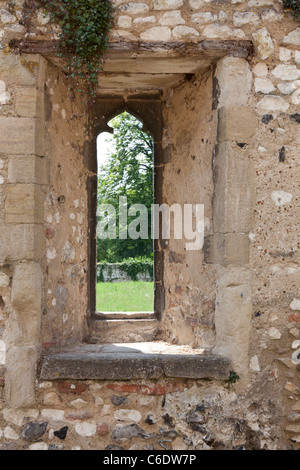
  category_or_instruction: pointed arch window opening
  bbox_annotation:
[96,111,155,314]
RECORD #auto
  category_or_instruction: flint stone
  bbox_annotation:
[106,445,125,450]
[111,395,130,406]
[54,426,68,440]
[290,113,300,124]
[21,422,48,442]
[111,424,154,442]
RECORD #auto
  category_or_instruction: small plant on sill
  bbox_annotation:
[225,371,240,388]
[282,0,300,20]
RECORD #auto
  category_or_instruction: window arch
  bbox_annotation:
[86,94,164,332]
[96,111,154,312]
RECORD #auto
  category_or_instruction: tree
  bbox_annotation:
[97,112,154,262]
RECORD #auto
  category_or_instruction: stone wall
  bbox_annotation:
[97,264,153,282]
[161,67,218,348]
[0,0,300,451]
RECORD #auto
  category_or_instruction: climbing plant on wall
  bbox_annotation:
[283,0,300,20]
[23,0,114,97]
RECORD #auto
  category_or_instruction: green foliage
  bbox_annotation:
[97,112,154,262]
[23,0,114,96]
[226,371,240,387]
[97,256,154,282]
[98,265,105,283]
[283,0,300,19]
[119,256,154,281]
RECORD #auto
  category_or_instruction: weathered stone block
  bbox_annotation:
[39,343,231,381]
[5,346,38,408]
[0,117,44,155]
[8,262,42,348]
[8,307,41,347]
[36,56,48,92]
[212,142,254,234]
[0,224,45,262]
[0,54,37,87]
[8,156,48,185]
[214,57,252,108]
[15,88,45,119]
[213,267,252,375]
[11,262,42,316]
[204,233,250,266]
[217,106,258,143]
[5,184,45,224]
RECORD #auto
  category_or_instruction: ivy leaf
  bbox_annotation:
[26,0,114,97]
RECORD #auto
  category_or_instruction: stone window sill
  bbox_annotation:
[38,342,231,381]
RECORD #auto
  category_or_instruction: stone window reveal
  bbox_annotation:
[2,40,256,408]
[96,113,155,311]
[86,95,164,344]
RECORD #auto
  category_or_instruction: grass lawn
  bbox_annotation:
[96,281,154,312]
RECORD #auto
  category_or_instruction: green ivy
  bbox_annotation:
[23,0,114,97]
[283,0,300,20]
